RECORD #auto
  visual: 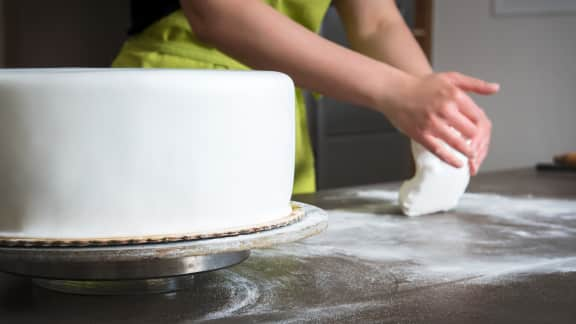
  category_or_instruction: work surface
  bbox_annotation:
[1,169,575,323]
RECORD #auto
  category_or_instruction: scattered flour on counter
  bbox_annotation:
[192,191,576,322]
[275,191,576,283]
[358,190,576,221]
[198,270,261,321]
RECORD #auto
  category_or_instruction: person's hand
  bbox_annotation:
[381,72,500,175]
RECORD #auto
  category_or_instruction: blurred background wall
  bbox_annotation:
[433,0,576,171]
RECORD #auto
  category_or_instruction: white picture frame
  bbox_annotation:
[493,0,576,16]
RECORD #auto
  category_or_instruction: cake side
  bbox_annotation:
[0,69,295,239]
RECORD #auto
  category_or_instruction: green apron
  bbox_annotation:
[112,0,331,195]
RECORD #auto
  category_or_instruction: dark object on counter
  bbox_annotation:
[536,163,576,172]
[537,151,576,172]
[554,152,576,168]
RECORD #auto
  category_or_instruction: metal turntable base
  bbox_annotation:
[30,251,250,295]
[0,203,327,295]
[32,273,199,296]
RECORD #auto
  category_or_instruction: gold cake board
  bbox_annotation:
[0,204,303,248]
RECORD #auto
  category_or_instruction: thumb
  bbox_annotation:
[445,72,500,95]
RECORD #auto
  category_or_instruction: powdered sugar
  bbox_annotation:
[195,190,576,321]
[270,191,576,281]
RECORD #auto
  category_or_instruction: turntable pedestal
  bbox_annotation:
[0,203,327,295]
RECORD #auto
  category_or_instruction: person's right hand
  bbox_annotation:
[381,72,500,175]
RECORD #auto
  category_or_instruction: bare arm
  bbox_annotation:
[180,0,411,109]
[179,0,499,173]
[335,0,498,174]
[334,0,432,77]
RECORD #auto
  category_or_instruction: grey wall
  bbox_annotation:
[1,0,130,67]
[433,0,576,171]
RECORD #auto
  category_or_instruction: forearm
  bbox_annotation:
[334,0,432,77]
[180,0,413,111]
[350,21,432,77]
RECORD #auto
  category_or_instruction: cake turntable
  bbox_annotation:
[0,203,327,295]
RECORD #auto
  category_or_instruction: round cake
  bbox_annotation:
[0,68,296,241]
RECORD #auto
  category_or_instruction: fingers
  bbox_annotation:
[436,91,482,158]
[444,72,500,95]
[469,146,485,176]
[453,90,484,124]
[439,101,477,139]
[401,71,497,172]
[431,117,473,158]
[468,159,477,176]
[429,101,490,173]
[419,88,486,168]
[471,118,492,175]
[418,133,464,169]
[451,90,491,157]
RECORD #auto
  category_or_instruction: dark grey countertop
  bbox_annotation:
[1,168,575,323]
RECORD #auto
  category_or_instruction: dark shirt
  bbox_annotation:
[128,0,180,35]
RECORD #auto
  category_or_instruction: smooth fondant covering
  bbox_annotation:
[0,69,295,239]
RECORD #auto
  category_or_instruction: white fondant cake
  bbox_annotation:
[0,68,295,239]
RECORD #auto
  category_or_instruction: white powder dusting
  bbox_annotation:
[197,270,260,320]
[270,191,576,282]
[195,190,576,321]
